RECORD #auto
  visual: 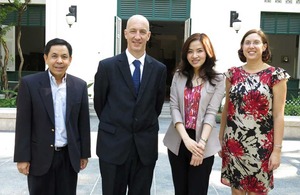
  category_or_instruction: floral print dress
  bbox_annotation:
[221,66,290,193]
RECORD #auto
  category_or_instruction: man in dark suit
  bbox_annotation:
[94,14,167,195]
[14,38,91,195]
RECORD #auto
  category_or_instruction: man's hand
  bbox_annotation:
[17,162,30,175]
[80,158,89,170]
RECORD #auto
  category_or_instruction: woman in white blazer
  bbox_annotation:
[163,33,225,195]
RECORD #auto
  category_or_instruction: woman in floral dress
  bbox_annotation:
[219,29,290,195]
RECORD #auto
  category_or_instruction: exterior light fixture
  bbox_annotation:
[66,5,77,28]
[230,11,242,33]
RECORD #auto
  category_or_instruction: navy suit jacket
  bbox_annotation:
[94,52,167,165]
[14,71,91,176]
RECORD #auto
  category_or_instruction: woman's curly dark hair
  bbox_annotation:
[176,33,219,89]
[238,29,271,63]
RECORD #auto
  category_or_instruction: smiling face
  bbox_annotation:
[187,40,207,72]
[242,33,267,62]
[124,15,151,58]
[44,45,72,83]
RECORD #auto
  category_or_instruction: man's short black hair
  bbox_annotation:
[44,38,72,56]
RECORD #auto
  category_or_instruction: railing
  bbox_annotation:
[286,88,300,116]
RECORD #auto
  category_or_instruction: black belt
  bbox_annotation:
[54,145,67,152]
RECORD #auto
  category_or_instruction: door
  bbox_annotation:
[184,18,191,42]
[114,16,122,55]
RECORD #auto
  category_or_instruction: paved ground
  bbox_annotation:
[0,116,299,195]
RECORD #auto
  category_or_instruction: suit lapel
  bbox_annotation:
[178,74,187,116]
[137,55,153,99]
[65,76,75,125]
[116,53,154,99]
[39,72,55,125]
[117,53,137,96]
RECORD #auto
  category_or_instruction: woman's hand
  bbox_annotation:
[268,148,281,171]
[218,138,223,157]
[190,154,203,166]
[183,137,204,158]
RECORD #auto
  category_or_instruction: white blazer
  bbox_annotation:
[163,71,225,158]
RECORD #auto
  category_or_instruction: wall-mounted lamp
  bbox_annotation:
[66,5,77,28]
[230,11,242,33]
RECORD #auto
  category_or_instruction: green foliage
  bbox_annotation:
[0,4,16,24]
[87,82,94,97]
[0,4,16,33]
[0,89,17,107]
[285,96,300,116]
[1,3,18,91]
[87,82,94,88]
[0,97,16,107]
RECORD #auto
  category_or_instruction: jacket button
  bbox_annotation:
[51,129,55,132]
[50,144,54,147]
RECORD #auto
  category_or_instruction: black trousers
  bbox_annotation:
[168,129,214,195]
[27,146,77,195]
[99,144,155,195]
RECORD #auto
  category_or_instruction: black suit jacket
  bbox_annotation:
[14,71,91,176]
[94,52,167,165]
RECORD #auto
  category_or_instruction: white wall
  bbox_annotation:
[46,0,117,95]
[43,0,300,85]
[190,0,300,73]
[2,0,299,77]
[190,0,264,73]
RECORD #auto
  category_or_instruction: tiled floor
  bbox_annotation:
[1,117,299,195]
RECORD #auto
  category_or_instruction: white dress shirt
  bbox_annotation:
[48,71,67,147]
[126,49,145,81]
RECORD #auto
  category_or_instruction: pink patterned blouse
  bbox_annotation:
[184,85,202,130]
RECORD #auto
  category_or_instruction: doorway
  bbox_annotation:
[120,20,185,100]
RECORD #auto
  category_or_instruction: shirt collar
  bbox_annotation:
[126,49,146,65]
[48,70,67,85]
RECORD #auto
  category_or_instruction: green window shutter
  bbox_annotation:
[154,0,170,19]
[139,0,153,17]
[261,12,300,34]
[261,13,276,33]
[118,0,190,21]
[119,0,136,18]
[171,0,189,19]
[277,15,288,34]
[3,5,45,27]
[289,14,300,34]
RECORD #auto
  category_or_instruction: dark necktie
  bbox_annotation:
[132,60,141,95]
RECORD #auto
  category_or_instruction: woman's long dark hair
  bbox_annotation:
[176,33,219,89]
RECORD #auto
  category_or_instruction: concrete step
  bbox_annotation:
[89,98,96,116]
[160,101,171,118]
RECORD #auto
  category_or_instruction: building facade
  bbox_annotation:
[1,0,300,97]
